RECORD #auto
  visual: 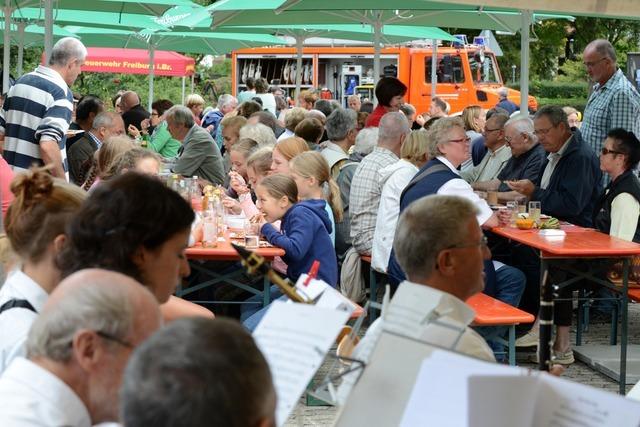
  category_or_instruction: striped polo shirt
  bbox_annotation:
[0,65,73,176]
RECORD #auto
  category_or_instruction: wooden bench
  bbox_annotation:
[467,293,535,365]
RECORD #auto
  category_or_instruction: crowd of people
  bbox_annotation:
[0,34,639,425]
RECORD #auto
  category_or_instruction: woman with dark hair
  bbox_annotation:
[364,77,407,128]
[551,128,640,365]
[59,172,212,321]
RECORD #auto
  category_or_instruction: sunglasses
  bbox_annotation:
[601,147,624,156]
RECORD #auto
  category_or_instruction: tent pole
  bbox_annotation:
[191,73,194,93]
[519,10,531,113]
[431,39,437,103]
[148,44,155,112]
[44,0,53,63]
[3,3,11,94]
[181,76,186,104]
[17,21,25,77]
[294,35,303,106]
[372,12,382,93]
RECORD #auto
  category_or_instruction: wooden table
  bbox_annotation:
[182,238,285,307]
[492,225,640,393]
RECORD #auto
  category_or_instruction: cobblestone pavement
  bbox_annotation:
[284,302,640,426]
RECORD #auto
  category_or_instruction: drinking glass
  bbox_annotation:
[244,220,260,249]
[506,201,518,226]
[516,196,528,214]
[529,201,541,223]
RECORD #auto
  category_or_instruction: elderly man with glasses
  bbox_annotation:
[461,112,512,186]
[0,269,161,427]
[471,114,546,203]
[508,105,602,227]
[580,39,640,181]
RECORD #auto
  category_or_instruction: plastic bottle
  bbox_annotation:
[202,205,218,248]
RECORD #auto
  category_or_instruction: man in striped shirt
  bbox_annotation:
[0,37,87,179]
[581,39,640,184]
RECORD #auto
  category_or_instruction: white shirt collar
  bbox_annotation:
[0,357,91,427]
[2,269,49,312]
[399,280,476,325]
[436,156,461,176]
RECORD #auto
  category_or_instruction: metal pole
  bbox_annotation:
[44,0,53,64]
[294,35,303,106]
[191,72,194,94]
[431,39,437,102]
[148,44,155,112]
[372,14,382,90]
[519,10,531,113]
[16,21,25,77]
[3,4,11,94]
[181,76,186,104]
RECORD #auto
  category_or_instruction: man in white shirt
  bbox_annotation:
[462,113,511,185]
[0,269,161,427]
[337,195,495,404]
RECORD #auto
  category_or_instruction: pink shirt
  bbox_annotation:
[0,157,14,218]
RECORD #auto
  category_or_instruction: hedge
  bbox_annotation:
[507,80,589,100]
[536,98,588,113]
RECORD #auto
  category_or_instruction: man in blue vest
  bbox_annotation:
[386,117,525,359]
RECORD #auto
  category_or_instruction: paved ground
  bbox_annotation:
[284,302,640,426]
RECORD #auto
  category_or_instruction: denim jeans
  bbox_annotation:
[476,264,526,361]
[240,285,285,332]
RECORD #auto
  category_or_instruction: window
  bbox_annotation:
[467,52,501,84]
[425,55,465,84]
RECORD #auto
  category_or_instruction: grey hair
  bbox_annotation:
[393,195,478,280]
[497,87,509,98]
[165,105,195,129]
[399,103,416,116]
[326,108,357,141]
[534,105,569,129]
[587,39,617,62]
[91,111,118,131]
[353,127,378,155]
[378,112,411,142]
[26,273,134,362]
[121,318,275,427]
[239,123,276,147]
[505,113,537,142]
[217,94,238,110]
[426,116,465,158]
[49,37,87,67]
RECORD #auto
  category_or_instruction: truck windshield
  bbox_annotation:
[425,55,465,84]
[467,51,501,84]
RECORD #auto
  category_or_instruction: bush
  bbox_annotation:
[536,97,588,113]
[508,80,589,99]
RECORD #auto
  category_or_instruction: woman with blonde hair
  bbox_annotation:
[289,151,343,246]
[372,129,430,273]
[185,94,206,126]
[0,167,86,373]
[271,137,309,174]
[82,135,135,191]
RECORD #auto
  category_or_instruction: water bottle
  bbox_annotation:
[202,206,218,248]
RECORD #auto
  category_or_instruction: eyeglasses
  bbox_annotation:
[150,112,159,117]
[448,136,471,144]
[96,330,133,349]
[533,126,555,137]
[447,235,489,250]
[484,127,502,133]
[601,147,624,156]
[583,57,608,68]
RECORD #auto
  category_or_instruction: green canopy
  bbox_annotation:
[8,8,168,31]
[166,0,571,110]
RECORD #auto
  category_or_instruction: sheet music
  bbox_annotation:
[400,350,640,427]
[382,281,442,338]
[295,274,357,315]
[400,350,524,427]
[253,301,349,427]
[532,374,640,427]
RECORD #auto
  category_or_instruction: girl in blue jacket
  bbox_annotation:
[241,174,337,331]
